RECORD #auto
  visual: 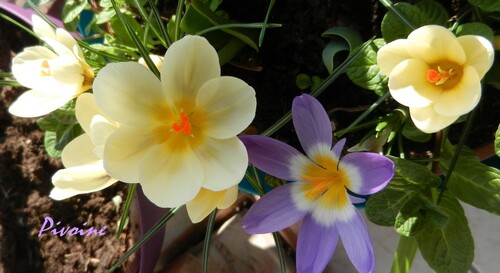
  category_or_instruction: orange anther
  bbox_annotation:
[171,112,192,135]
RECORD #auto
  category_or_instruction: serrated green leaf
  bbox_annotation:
[365,157,441,226]
[44,131,62,158]
[321,27,363,74]
[441,140,500,215]
[346,39,388,96]
[455,22,494,44]
[415,0,449,26]
[381,3,427,42]
[417,192,474,273]
[468,0,500,12]
[495,124,500,157]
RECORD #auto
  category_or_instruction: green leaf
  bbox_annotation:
[321,27,363,74]
[394,195,426,236]
[96,9,116,24]
[365,157,441,226]
[381,3,427,42]
[36,117,60,131]
[467,0,500,12]
[441,140,500,215]
[415,0,449,26]
[44,131,62,158]
[390,235,418,273]
[62,0,88,25]
[54,123,83,151]
[455,22,494,44]
[495,124,500,157]
[346,39,388,96]
[417,192,474,273]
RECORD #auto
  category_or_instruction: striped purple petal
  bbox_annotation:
[342,152,394,195]
[336,210,375,273]
[296,214,339,273]
[242,183,306,234]
[292,94,333,157]
[239,135,303,181]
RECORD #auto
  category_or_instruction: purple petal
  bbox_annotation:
[239,135,304,181]
[296,214,339,273]
[336,210,375,273]
[292,94,332,157]
[331,138,346,158]
[242,183,306,234]
[342,152,394,195]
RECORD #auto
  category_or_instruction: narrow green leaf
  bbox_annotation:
[468,0,500,12]
[23,0,51,8]
[259,0,276,47]
[441,140,500,215]
[202,209,217,273]
[495,124,500,157]
[417,192,474,273]
[346,39,388,96]
[390,235,418,273]
[115,184,137,239]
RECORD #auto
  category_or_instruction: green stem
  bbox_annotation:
[390,235,418,273]
[174,0,185,41]
[378,0,417,30]
[259,0,277,47]
[272,232,287,273]
[195,23,281,36]
[202,209,218,273]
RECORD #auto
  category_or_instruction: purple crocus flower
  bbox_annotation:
[240,94,395,273]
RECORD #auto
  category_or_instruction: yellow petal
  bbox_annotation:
[55,28,84,59]
[434,66,481,117]
[388,59,441,108]
[50,162,117,200]
[11,46,58,88]
[161,35,220,110]
[407,25,466,65]
[458,35,495,79]
[195,137,248,191]
[195,76,256,139]
[139,143,203,208]
[61,134,100,167]
[31,15,56,40]
[409,105,459,133]
[93,62,165,126]
[376,39,411,76]
[8,88,75,118]
[186,186,238,223]
[90,115,118,158]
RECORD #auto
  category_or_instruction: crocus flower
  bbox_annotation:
[186,185,238,223]
[9,15,94,118]
[50,93,118,200]
[240,94,394,273]
[93,35,256,209]
[377,25,494,133]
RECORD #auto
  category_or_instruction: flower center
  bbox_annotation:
[40,60,51,76]
[426,62,463,90]
[171,112,192,135]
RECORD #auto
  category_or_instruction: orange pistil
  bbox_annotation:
[426,66,455,85]
[171,112,192,135]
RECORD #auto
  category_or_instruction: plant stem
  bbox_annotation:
[390,235,418,273]
[202,209,218,273]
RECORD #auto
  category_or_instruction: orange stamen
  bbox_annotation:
[426,69,441,83]
[171,112,192,135]
[40,60,51,76]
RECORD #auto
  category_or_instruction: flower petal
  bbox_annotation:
[93,62,166,126]
[388,59,441,108]
[138,143,203,208]
[8,88,75,117]
[331,138,346,158]
[61,134,99,168]
[103,125,156,183]
[11,46,57,88]
[407,25,466,65]
[195,76,256,139]
[434,66,481,117]
[376,39,412,75]
[239,135,305,181]
[292,94,333,157]
[186,186,238,223]
[55,28,81,57]
[242,183,307,234]
[32,15,56,40]
[341,152,394,195]
[161,35,220,110]
[296,214,339,273]
[409,105,459,133]
[195,137,248,191]
[458,35,494,79]
[75,93,103,133]
[50,163,117,200]
[336,210,375,273]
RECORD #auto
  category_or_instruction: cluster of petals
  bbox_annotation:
[377,25,494,133]
[50,93,118,200]
[9,15,94,118]
[240,94,394,273]
[92,35,256,220]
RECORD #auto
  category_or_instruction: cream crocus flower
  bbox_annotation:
[377,25,494,133]
[9,15,94,118]
[93,35,256,209]
[186,185,238,223]
[50,93,118,200]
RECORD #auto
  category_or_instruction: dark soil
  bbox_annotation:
[0,0,498,272]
